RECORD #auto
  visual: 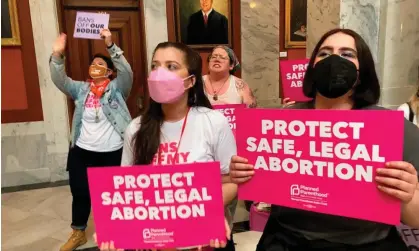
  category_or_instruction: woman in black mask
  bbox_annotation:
[229,28,419,250]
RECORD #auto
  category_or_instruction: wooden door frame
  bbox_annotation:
[55,0,149,127]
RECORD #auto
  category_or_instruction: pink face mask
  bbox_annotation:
[147,67,192,104]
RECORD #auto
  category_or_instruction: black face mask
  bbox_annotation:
[312,54,358,99]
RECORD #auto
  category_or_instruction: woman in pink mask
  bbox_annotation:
[204,46,256,107]
[97,42,237,251]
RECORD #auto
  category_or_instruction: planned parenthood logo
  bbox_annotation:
[290,184,329,208]
[142,228,175,246]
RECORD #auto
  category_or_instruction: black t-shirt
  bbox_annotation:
[260,102,419,245]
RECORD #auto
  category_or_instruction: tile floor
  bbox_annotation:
[1,186,262,251]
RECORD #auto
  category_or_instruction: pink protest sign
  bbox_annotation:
[213,104,246,137]
[88,162,225,249]
[398,224,419,250]
[280,59,312,102]
[235,108,404,225]
[74,12,110,40]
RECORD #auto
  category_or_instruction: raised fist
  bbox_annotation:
[100,28,113,47]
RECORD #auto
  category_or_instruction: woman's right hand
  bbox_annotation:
[93,233,124,251]
[52,33,67,56]
[282,97,295,107]
[229,155,255,184]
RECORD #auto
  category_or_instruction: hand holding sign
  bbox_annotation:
[93,234,123,251]
[282,98,296,107]
[208,217,231,249]
[376,161,418,203]
[74,12,110,40]
[100,29,113,47]
[229,155,255,184]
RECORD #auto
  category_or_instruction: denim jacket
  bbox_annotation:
[49,44,133,148]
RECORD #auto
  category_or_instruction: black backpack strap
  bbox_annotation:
[407,102,414,122]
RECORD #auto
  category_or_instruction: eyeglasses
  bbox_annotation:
[209,54,229,61]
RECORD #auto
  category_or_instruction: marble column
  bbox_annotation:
[307,0,383,62]
[143,0,169,69]
[240,0,281,107]
[1,0,70,187]
[380,0,419,108]
[306,0,419,108]
[306,0,340,55]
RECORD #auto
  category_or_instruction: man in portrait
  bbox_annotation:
[290,0,307,42]
[186,0,228,45]
[292,23,307,41]
[1,0,12,39]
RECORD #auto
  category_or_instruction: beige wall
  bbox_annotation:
[2,0,70,187]
[306,0,419,109]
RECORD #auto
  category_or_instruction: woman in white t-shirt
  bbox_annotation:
[50,29,133,251]
[398,84,418,127]
[98,42,237,251]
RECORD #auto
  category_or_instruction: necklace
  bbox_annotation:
[89,79,110,123]
[208,76,229,101]
[95,106,100,123]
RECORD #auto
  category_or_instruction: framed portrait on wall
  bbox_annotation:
[1,0,21,46]
[285,0,307,48]
[175,0,232,49]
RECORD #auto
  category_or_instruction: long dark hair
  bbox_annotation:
[302,28,381,108]
[133,42,212,165]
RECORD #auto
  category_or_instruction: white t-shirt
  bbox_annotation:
[398,103,418,126]
[121,107,236,172]
[122,107,237,249]
[76,92,124,152]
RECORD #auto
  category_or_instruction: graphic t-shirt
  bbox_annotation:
[76,92,123,152]
[121,107,237,242]
[122,107,236,172]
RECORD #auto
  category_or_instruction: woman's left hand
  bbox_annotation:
[208,217,231,249]
[93,233,124,251]
[195,218,231,250]
[376,161,418,203]
[100,28,113,47]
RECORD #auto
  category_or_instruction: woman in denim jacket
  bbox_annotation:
[49,29,133,251]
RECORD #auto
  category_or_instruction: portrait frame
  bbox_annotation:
[284,0,307,49]
[1,0,21,46]
[174,0,232,49]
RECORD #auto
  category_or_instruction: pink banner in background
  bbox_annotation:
[88,162,225,250]
[235,108,404,225]
[213,104,246,137]
[280,59,312,102]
